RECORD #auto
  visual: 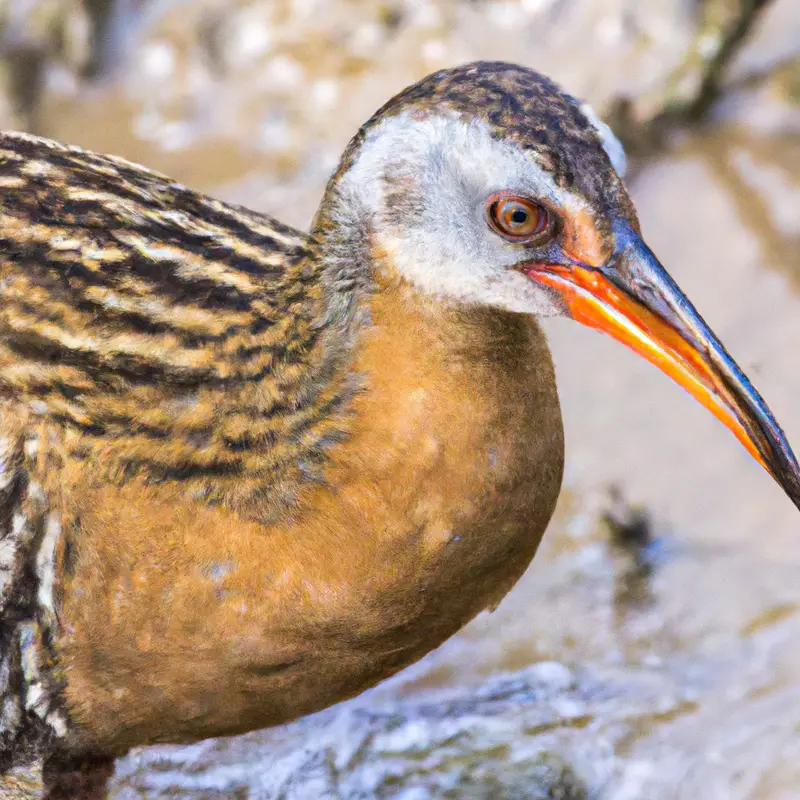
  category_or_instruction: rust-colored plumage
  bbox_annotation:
[1,61,797,798]
[0,128,359,775]
[0,68,566,788]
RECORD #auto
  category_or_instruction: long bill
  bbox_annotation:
[529,221,800,512]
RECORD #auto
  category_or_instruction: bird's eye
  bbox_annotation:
[486,195,552,243]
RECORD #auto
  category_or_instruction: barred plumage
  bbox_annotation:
[0,131,359,522]
[0,61,787,800]
[0,130,360,775]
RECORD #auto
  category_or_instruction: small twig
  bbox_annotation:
[674,0,775,122]
[609,0,779,154]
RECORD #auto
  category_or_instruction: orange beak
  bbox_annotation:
[528,221,800,511]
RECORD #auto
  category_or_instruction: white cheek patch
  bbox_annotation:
[335,112,574,317]
[580,103,627,178]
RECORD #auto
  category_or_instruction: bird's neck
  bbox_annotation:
[53,209,565,753]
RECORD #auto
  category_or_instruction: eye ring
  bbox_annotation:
[486,194,553,244]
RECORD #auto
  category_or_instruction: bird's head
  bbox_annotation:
[321,61,800,510]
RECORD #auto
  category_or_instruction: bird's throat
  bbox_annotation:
[54,271,564,753]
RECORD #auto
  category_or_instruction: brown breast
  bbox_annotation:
[53,273,564,755]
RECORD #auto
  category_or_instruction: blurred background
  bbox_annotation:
[2,0,800,797]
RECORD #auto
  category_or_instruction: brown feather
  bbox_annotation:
[0,61,586,773]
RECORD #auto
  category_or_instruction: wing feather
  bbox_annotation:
[0,131,352,523]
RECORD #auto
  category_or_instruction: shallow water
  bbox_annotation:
[2,1,800,797]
